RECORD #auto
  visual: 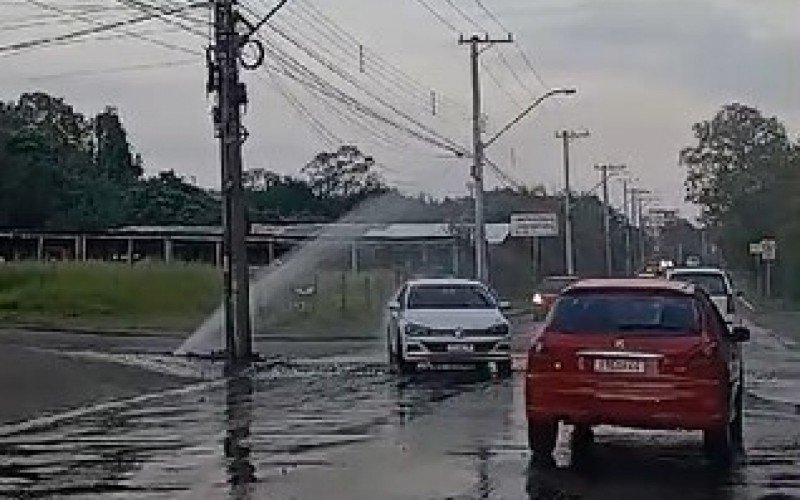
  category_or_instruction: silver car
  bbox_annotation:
[386,278,512,374]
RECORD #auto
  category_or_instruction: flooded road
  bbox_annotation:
[0,320,798,499]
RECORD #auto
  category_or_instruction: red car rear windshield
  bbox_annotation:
[549,292,699,334]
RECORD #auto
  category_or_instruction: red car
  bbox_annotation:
[525,279,750,465]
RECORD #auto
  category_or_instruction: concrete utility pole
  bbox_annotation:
[621,178,630,275]
[555,129,589,276]
[208,0,269,364]
[595,164,626,276]
[636,195,659,268]
[629,187,650,272]
[620,177,636,276]
[459,34,513,283]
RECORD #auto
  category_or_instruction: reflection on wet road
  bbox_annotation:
[0,322,798,499]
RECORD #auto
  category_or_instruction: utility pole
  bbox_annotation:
[622,178,632,276]
[208,0,279,365]
[638,196,647,267]
[629,187,650,272]
[459,33,513,282]
[555,129,589,276]
[595,164,626,276]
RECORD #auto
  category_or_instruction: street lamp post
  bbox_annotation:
[471,87,576,282]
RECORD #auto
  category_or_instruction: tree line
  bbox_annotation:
[680,103,800,298]
[1,91,704,280]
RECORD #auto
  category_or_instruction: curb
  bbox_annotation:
[0,324,187,338]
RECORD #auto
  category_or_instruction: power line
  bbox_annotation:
[1,0,205,56]
[263,19,467,155]
[412,0,459,33]
[257,33,461,154]
[408,0,528,108]
[15,58,197,81]
[472,0,548,89]
[441,0,481,32]
[283,0,469,118]
[274,7,437,120]
[112,0,209,38]
[259,71,340,147]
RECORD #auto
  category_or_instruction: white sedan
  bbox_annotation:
[667,267,740,325]
[386,278,512,374]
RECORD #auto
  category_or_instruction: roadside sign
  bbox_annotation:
[510,213,559,238]
[761,239,776,261]
[749,242,763,255]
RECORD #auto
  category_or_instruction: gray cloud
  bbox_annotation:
[1,0,797,221]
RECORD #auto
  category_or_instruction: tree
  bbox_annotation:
[244,168,323,221]
[679,103,798,267]
[0,127,61,228]
[301,145,386,207]
[126,171,220,226]
[93,106,140,182]
[680,103,794,228]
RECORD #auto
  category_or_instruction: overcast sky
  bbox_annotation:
[1,0,799,220]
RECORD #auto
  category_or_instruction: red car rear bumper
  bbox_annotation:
[525,373,728,431]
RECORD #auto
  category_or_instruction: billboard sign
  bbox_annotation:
[510,213,559,238]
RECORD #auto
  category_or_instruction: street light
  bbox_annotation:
[471,87,577,282]
[484,88,577,149]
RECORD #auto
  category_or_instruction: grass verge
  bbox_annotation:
[0,261,221,332]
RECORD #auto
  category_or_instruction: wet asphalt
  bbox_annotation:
[0,317,798,499]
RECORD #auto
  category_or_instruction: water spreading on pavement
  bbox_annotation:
[175,194,426,356]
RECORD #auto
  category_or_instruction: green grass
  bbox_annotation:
[0,261,222,331]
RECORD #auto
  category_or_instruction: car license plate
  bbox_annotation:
[593,358,645,373]
[447,344,474,353]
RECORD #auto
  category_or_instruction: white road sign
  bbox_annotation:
[761,239,776,260]
[749,242,763,255]
[510,213,559,238]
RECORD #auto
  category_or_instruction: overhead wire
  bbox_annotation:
[262,18,468,155]
[8,0,469,184]
[412,0,459,34]
[403,0,533,189]
[441,0,481,32]
[112,0,209,38]
[473,0,548,89]
[274,7,436,121]
[113,0,432,154]
[257,33,457,154]
[284,0,470,121]
[406,0,526,110]
[16,58,198,81]
[1,0,205,56]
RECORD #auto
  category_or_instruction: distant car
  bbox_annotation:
[526,278,749,466]
[531,276,579,319]
[667,267,739,324]
[386,278,512,375]
[685,255,702,267]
